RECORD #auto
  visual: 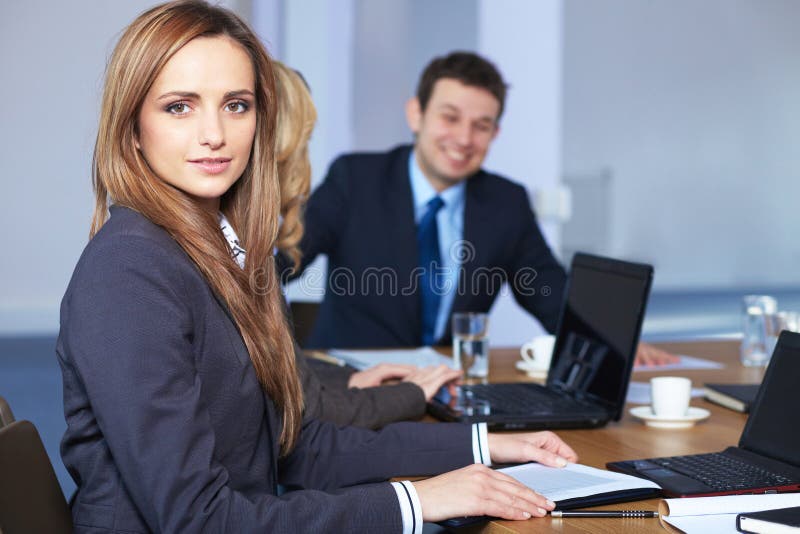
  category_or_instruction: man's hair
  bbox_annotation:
[416,51,507,118]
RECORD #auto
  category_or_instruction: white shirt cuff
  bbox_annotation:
[471,422,491,465]
[391,480,423,534]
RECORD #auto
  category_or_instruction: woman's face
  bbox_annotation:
[137,35,257,212]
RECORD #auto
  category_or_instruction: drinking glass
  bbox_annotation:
[451,312,489,379]
[740,295,777,367]
[765,310,800,360]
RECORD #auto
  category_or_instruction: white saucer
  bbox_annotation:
[515,360,548,379]
[629,406,711,429]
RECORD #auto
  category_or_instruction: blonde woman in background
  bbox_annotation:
[273,62,464,429]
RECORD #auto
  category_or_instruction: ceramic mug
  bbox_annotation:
[519,335,556,372]
[650,376,691,418]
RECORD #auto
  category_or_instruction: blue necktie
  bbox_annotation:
[418,196,445,346]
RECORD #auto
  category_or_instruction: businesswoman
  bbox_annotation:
[57,1,577,531]
[273,61,465,429]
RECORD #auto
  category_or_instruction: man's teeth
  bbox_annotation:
[444,149,467,162]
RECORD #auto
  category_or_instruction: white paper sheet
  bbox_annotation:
[498,462,659,502]
[626,381,706,405]
[663,514,735,533]
[327,347,455,370]
[634,354,723,372]
[661,493,800,533]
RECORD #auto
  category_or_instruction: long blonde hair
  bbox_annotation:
[90,0,303,453]
[273,62,316,270]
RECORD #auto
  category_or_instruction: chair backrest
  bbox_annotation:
[0,420,73,534]
[289,301,320,348]
[0,395,14,428]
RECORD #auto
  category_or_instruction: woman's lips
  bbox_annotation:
[188,158,231,174]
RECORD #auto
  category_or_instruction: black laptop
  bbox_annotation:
[428,252,653,430]
[607,330,800,497]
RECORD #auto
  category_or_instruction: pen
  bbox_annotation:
[305,350,347,367]
[551,510,658,518]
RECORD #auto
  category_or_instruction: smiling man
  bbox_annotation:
[291,51,567,349]
[292,51,673,366]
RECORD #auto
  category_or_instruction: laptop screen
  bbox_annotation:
[739,330,800,466]
[547,254,653,418]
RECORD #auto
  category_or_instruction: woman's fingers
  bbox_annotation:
[489,471,555,514]
[528,431,579,463]
[487,431,578,465]
[347,363,417,388]
[415,464,555,523]
[403,365,462,400]
[635,342,680,366]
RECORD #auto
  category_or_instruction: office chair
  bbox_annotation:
[289,301,320,347]
[0,395,14,427]
[0,419,73,534]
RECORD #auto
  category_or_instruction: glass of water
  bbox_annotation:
[765,310,800,360]
[452,312,489,380]
[740,295,777,367]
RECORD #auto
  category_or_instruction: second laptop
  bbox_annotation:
[428,252,654,430]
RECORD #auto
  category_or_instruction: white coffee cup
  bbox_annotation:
[519,335,556,372]
[650,376,691,418]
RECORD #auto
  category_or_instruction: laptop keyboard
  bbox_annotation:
[651,453,794,491]
[462,383,594,415]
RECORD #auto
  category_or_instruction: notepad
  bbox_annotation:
[738,505,800,533]
[658,494,800,533]
[498,462,661,503]
[704,383,760,413]
[327,347,455,370]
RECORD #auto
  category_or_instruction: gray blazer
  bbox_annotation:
[57,206,473,533]
[299,354,427,429]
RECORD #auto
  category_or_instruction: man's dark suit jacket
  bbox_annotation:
[57,206,473,533]
[295,144,568,349]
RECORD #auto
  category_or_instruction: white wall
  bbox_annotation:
[562,0,800,290]
[0,0,251,335]
[477,0,563,344]
[0,1,159,334]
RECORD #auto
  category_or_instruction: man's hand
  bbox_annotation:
[414,464,555,522]
[634,342,680,367]
[402,365,462,400]
[347,363,416,389]
[488,431,578,466]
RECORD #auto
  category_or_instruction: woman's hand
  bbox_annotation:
[634,342,680,367]
[347,363,417,388]
[347,364,461,400]
[402,365,462,400]
[488,431,578,466]
[414,464,555,522]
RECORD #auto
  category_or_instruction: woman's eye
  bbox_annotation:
[226,101,249,113]
[166,102,190,115]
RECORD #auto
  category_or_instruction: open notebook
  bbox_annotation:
[440,462,661,528]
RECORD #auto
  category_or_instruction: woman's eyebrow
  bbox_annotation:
[156,89,254,101]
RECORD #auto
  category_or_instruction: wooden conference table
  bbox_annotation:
[445,340,766,534]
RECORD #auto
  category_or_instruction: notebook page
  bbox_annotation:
[498,462,659,502]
